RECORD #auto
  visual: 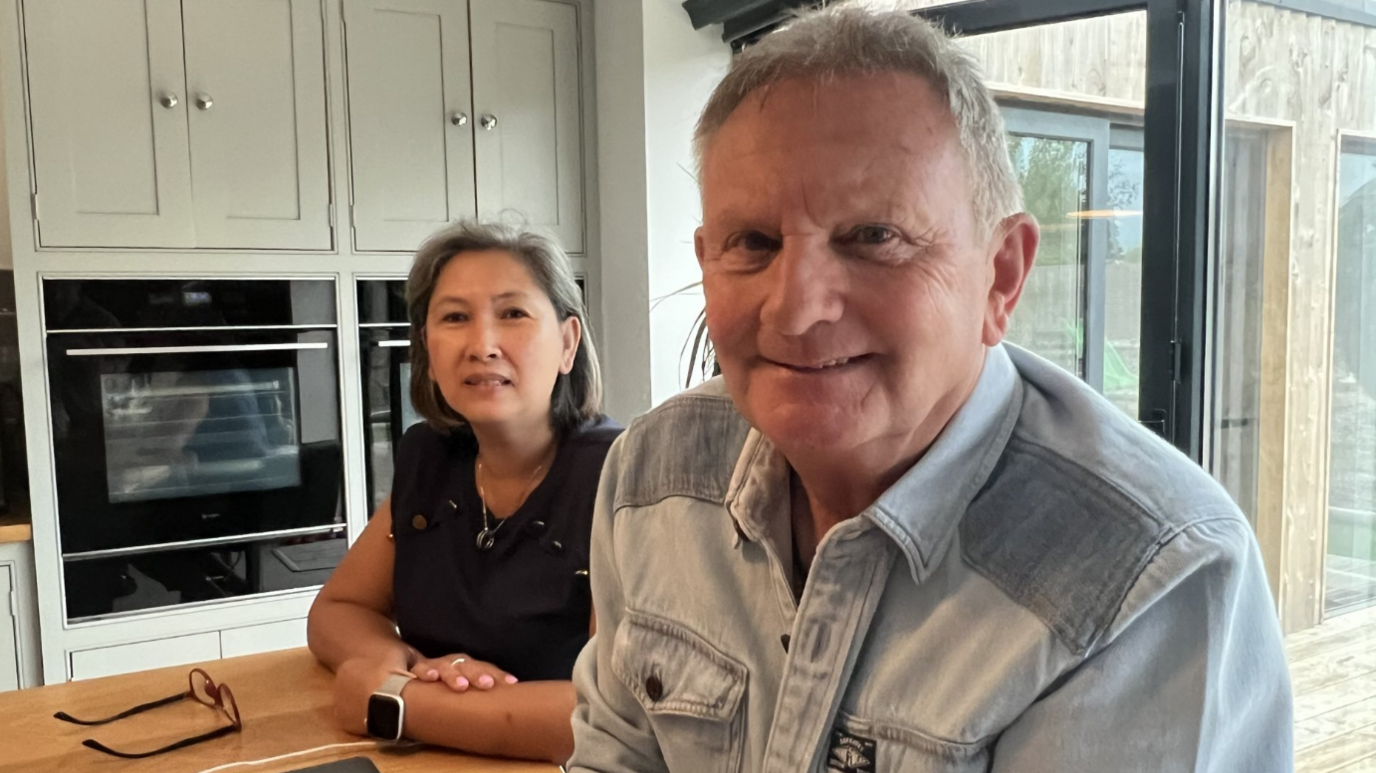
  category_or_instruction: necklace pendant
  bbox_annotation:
[476,528,496,551]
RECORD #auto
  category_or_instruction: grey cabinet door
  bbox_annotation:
[470,0,583,253]
[0,567,17,693]
[23,0,195,248]
[182,0,332,250]
[343,0,477,252]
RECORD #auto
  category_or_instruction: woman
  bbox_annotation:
[308,222,620,762]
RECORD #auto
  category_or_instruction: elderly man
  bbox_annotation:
[569,6,1292,773]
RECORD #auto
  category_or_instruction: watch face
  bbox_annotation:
[366,694,403,740]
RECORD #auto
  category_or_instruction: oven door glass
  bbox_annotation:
[362,334,424,514]
[398,362,422,429]
[102,367,303,503]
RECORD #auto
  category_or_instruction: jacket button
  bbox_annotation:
[644,674,664,701]
[412,514,428,531]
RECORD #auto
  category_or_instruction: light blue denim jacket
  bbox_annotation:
[569,344,1293,773]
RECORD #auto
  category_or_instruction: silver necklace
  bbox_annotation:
[475,457,545,551]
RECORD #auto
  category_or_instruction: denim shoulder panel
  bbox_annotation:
[961,435,1170,656]
[613,388,752,511]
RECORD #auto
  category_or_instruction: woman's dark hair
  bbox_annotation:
[406,221,602,437]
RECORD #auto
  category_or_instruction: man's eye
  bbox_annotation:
[735,231,781,252]
[851,225,896,245]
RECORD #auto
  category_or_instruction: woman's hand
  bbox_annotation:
[333,656,411,736]
[410,653,518,692]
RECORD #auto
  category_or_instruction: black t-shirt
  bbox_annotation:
[389,416,622,681]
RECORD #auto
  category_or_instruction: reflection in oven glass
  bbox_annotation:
[101,368,302,504]
[399,362,422,430]
[366,355,425,513]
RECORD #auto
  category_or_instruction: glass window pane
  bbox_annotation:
[1212,129,1269,525]
[1328,137,1376,617]
[1105,145,1144,416]
[1004,134,1087,376]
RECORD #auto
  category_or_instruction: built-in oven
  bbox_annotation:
[44,279,347,622]
[357,279,421,514]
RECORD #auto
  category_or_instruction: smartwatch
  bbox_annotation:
[366,672,414,741]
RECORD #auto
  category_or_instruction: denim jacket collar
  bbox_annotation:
[869,345,1022,584]
[725,345,1022,585]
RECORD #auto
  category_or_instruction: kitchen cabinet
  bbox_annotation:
[66,619,307,680]
[344,0,584,253]
[0,566,17,692]
[70,632,222,681]
[24,0,195,248]
[181,0,332,249]
[22,0,331,250]
[343,0,477,252]
[220,618,307,658]
[470,0,584,253]
[0,539,41,692]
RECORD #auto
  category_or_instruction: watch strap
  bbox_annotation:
[375,672,413,698]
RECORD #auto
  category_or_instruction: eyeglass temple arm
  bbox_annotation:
[53,691,187,726]
[81,724,239,760]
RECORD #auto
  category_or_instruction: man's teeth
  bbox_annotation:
[816,357,850,369]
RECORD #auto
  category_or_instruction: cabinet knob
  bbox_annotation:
[195,93,214,111]
[479,114,498,131]
[451,111,468,126]
[159,93,179,109]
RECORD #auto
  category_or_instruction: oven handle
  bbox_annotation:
[374,340,410,348]
[65,342,330,357]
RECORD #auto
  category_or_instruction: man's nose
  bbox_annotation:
[759,237,844,336]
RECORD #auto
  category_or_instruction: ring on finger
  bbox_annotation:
[450,656,467,666]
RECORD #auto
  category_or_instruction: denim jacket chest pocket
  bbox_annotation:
[612,610,748,773]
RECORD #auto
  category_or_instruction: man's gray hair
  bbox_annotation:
[694,4,1023,233]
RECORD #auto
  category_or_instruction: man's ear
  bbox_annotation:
[982,213,1040,347]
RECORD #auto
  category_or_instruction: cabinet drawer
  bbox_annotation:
[70,632,222,681]
[220,619,307,658]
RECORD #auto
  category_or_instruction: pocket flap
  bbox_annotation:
[612,610,747,721]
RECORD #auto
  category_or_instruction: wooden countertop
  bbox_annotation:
[0,506,31,544]
[0,648,559,773]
